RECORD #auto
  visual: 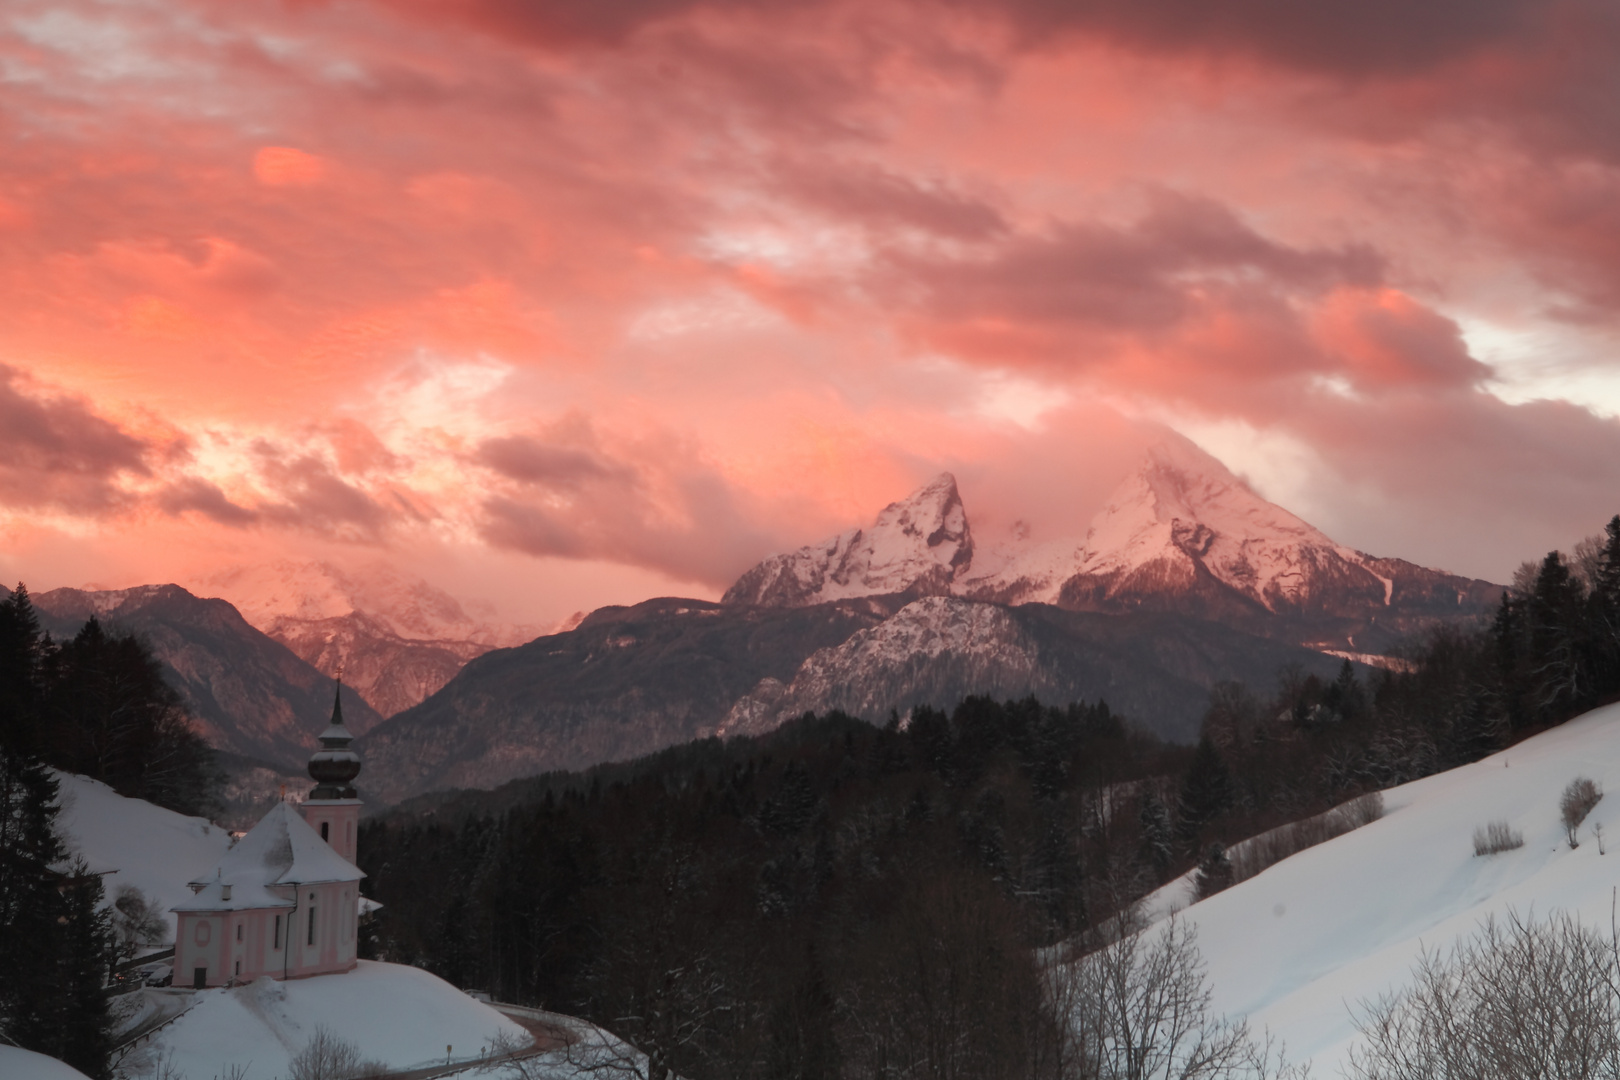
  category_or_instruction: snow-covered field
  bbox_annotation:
[1160,700,1620,1072]
[0,1046,96,1080]
[118,961,527,1080]
[54,772,231,938]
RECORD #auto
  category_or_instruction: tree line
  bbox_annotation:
[354,618,1531,1078]
[0,583,221,1079]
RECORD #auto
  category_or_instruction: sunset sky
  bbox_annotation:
[4,0,1620,625]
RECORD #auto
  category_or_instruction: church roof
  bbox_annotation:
[175,802,362,912]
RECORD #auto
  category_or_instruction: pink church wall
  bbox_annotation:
[175,883,360,988]
[301,800,361,865]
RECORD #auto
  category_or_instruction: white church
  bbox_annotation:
[171,686,371,988]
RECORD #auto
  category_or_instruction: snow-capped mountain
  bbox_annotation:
[723,473,974,607]
[729,439,1498,653]
[199,561,538,717]
[966,439,1416,616]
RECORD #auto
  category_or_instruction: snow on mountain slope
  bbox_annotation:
[53,772,231,939]
[966,438,1390,615]
[1153,702,1620,1072]
[718,597,1037,735]
[0,1046,95,1080]
[120,961,527,1080]
[724,474,974,606]
[199,560,538,716]
[201,560,504,643]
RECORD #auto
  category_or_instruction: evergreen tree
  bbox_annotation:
[1590,515,1620,698]
[1138,789,1175,883]
[1177,736,1234,850]
[1527,551,1591,724]
[43,618,219,816]
[0,584,48,756]
[43,862,114,1079]
[0,749,64,1049]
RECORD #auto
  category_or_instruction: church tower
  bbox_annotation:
[302,680,362,863]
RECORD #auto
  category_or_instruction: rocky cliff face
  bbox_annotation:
[358,592,1354,803]
[356,596,900,804]
[723,473,974,607]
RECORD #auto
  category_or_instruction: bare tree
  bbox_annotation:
[288,1025,380,1080]
[1047,913,1304,1080]
[110,886,167,962]
[1346,910,1620,1080]
[1562,777,1603,849]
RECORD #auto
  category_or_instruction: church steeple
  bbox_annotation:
[307,678,361,801]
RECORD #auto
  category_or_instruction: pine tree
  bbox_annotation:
[0,584,48,756]
[1590,515,1620,699]
[1527,551,1591,724]
[1138,790,1175,883]
[1177,736,1234,851]
[43,862,114,1079]
[0,750,65,1050]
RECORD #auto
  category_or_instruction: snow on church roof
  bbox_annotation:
[174,802,361,912]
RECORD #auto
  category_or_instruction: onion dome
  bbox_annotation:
[308,680,361,800]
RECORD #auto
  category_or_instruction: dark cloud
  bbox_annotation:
[155,478,259,525]
[252,445,398,542]
[473,431,780,585]
[781,162,1006,239]
[476,436,631,489]
[981,0,1545,76]
[371,0,1546,77]
[0,364,149,512]
[887,193,1383,362]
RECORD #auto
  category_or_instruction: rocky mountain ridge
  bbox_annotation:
[199,560,538,717]
[728,438,1500,653]
[27,583,382,772]
[722,473,974,607]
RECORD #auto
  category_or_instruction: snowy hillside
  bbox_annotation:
[119,962,526,1080]
[54,772,230,939]
[0,1046,95,1080]
[1158,701,1620,1072]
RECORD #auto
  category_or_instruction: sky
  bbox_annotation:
[3,0,1620,626]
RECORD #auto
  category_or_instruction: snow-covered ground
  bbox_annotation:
[1156,701,1620,1072]
[0,1046,96,1080]
[118,961,527,1080]
[54,772,231,939]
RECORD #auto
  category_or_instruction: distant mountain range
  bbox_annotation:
[355,438,1501,804]
[6,438,1504,809]
[199,560,539,719]
[728,439,1498,653]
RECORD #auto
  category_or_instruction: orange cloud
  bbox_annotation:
[253,147,329,187]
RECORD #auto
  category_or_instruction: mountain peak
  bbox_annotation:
[723,472,974,607]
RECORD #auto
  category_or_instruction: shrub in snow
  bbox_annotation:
[1560,776,1602,848]
[288,1026,385,1080]
[1346,910,1620,1079]
[1472,821,1524,856]
[1227,791,1385,885]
